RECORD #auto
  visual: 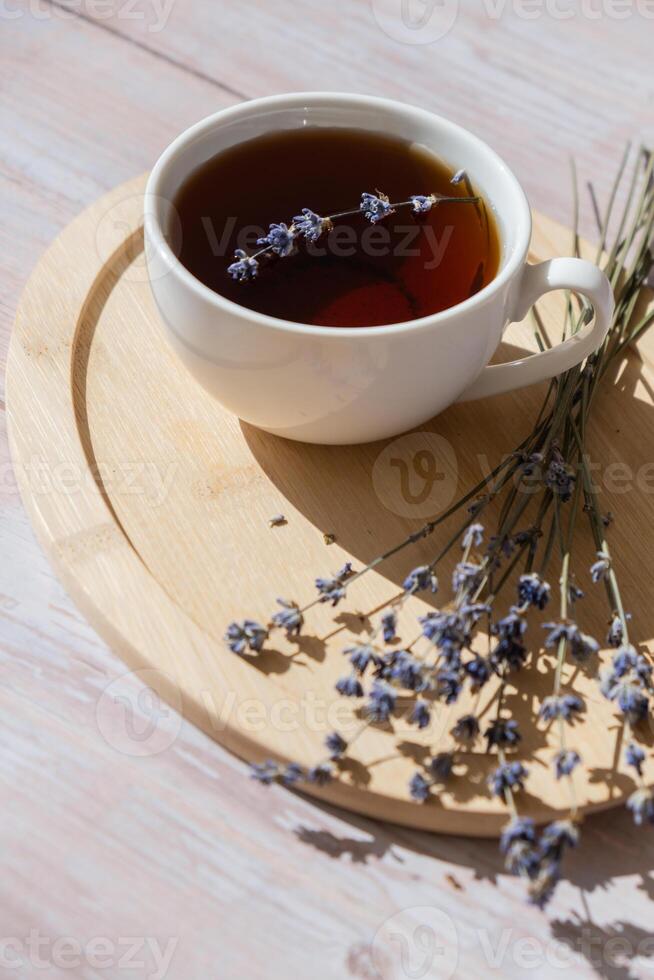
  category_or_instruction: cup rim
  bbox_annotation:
[144,92,532,338]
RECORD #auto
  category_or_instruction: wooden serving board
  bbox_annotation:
[7,175,654,837]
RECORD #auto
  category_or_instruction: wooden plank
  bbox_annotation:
[51,0,654,239]
[0,9,237,375]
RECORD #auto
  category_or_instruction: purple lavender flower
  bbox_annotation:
[462,522,484,549]
[345,643,380,675]
[567,582,584,604]
[403,565,438,594]
[257,221,296,257]
[436,667,463,704]
[540,819,579,856]
[504,836,541,880]
[409,772,431,803]
[410,194,435,214]
[485,718,521,749]
[360,191,394,224]
[420,610,466,651]
[460,601,491,624]
[335,674,364,698]
[517,573,551,610]
[292,208,326,242]
[554,749,581,779]
[488,761,528,797]
[271,598,303,638]
[611,645,651,683]
[490,637,527,673]
[465,656,491,690]
[560,693,585,721]
[307,763,333,786]
[570,630,600,662]
[227,248,259,281]
[451,169,467,185]
[505,842,542,878]
[600,647,652,724]
[500,816,536,854]
[517,821,578,908]
[607,613,627,648]
[544,448,575,502]
[315,562,353,606]
[451,713,480,742]
[250,760,278,784]
[366,681,396,723]
[325,732,347,759]
[409,699,431,730]
[439,644,462,670]
[540,693,584,723]
[543,621,574,647]
[627,787,654,825]
[519,451,544,476]
[381,611,397,644]
[590,552,610,583]
[543,621,599,662]
[452,561,481,594]
[281,762,305,786]
[604,677,649,723]
[625,742,645,776]
[225,619,268,655]
[501,818,540,877]
[539,696,561,723]
[493,610,527,641]
[387,650,426,691]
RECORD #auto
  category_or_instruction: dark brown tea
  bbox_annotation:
[173,128,501,328]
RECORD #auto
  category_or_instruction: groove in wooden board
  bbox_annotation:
[7,174,654,836]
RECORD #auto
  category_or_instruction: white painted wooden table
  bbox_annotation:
[2,3,654,977]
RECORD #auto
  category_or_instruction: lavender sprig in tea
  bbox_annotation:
[227,169,479,281]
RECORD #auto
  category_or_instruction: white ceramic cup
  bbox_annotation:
[145,93,613,445]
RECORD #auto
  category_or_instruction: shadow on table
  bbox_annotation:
[293,798,653,980]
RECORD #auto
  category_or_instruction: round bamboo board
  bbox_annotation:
[7,175,654,836]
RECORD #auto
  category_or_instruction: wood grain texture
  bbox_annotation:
[8,175,654,841]
[2,4,654,978]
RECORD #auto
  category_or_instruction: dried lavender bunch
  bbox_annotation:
[227,144,654,907]
[227,169,478,280]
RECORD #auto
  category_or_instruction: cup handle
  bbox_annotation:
[456,257,614,402]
